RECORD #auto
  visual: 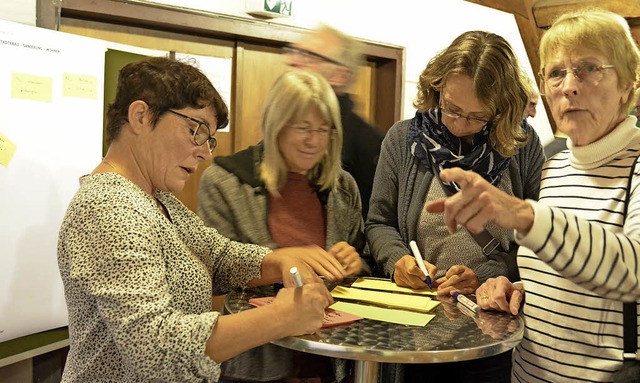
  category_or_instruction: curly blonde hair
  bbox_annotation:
[414,31,532,157]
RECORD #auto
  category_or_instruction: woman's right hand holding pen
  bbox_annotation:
[393,255,438,290]
[271,282,332,336]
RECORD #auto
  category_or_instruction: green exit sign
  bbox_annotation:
[246,0,293,18]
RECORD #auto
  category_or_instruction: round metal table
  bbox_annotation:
[224,282,523,383]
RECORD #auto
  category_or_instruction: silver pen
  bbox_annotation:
[290,266,304,287]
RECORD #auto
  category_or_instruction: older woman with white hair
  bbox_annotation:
[428,8,640,382]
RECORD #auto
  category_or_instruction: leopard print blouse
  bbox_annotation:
[58,172,270,382]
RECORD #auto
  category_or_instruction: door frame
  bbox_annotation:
[37,0,404,132]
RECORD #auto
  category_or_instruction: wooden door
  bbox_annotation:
[233,43,288,151]
[234,42,377,151]
[60,18,381,212]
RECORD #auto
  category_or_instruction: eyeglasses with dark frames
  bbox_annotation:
[439,95,491,127]
[282,46,345,67]
[166,109,217,153]
[539,62,615,89]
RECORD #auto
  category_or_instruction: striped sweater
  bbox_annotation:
[513,116,640,382]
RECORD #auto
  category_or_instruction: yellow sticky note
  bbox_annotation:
[331,286,440,313]
[0,131,17,167]
[329,301,435,327]
[351,278,436,296]
[11,72,52,102]
[63,73,97,99]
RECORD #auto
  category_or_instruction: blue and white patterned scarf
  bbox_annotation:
[408,108,511,194]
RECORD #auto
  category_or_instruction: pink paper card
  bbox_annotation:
[248,296,362,328]
[249,297,275,307]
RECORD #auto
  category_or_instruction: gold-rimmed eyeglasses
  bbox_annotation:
[167,109,217,153]
[539,62,615,90]
[439,95,491,127]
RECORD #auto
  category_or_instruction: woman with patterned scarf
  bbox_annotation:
[365,30,544,383]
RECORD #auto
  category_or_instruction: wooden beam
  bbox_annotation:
[513,0,558,133]
[39,0,404,127]
[58,0,306,46]
[464,0,528,19]
[534,0,640,28]
[56,0,402,61]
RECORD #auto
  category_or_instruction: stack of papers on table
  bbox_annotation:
[331,286,439,312]
[350,278,437,296]
[328,278,440,326]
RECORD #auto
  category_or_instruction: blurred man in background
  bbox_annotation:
[283,24,384,219]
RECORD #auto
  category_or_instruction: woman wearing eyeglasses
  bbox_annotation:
[366,30,544,382]
[198,70,369,383]
[57,58,335,383]
[429,9,640,382]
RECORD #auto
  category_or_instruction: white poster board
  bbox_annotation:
[175,53,233,132]
[0,20,105,342]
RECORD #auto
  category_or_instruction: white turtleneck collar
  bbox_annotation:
[568,116,640,170]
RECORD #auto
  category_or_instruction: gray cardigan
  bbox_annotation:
[365,118,544,283]
[197,143,367,382]
[198,143,366,256]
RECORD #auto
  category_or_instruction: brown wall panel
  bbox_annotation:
[57,7,399,211]
[234,43,288,151]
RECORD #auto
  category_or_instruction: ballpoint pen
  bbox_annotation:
[409,240,433,288]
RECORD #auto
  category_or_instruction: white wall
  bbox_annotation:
[2,0,554,143]
[0,0,36,25]
[144,0,554,143]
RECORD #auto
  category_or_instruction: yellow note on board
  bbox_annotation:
[331,286,440,313]
[11,72,52,102]
[63,73,97,99]
[0,131,17,167]
[330,301,435,327]
[351,278,436,296]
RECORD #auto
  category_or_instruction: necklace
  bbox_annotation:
[102,158,122,174]
[102,158,168,217]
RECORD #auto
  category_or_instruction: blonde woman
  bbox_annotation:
[198,70,368,382]
[433,9,640,382]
